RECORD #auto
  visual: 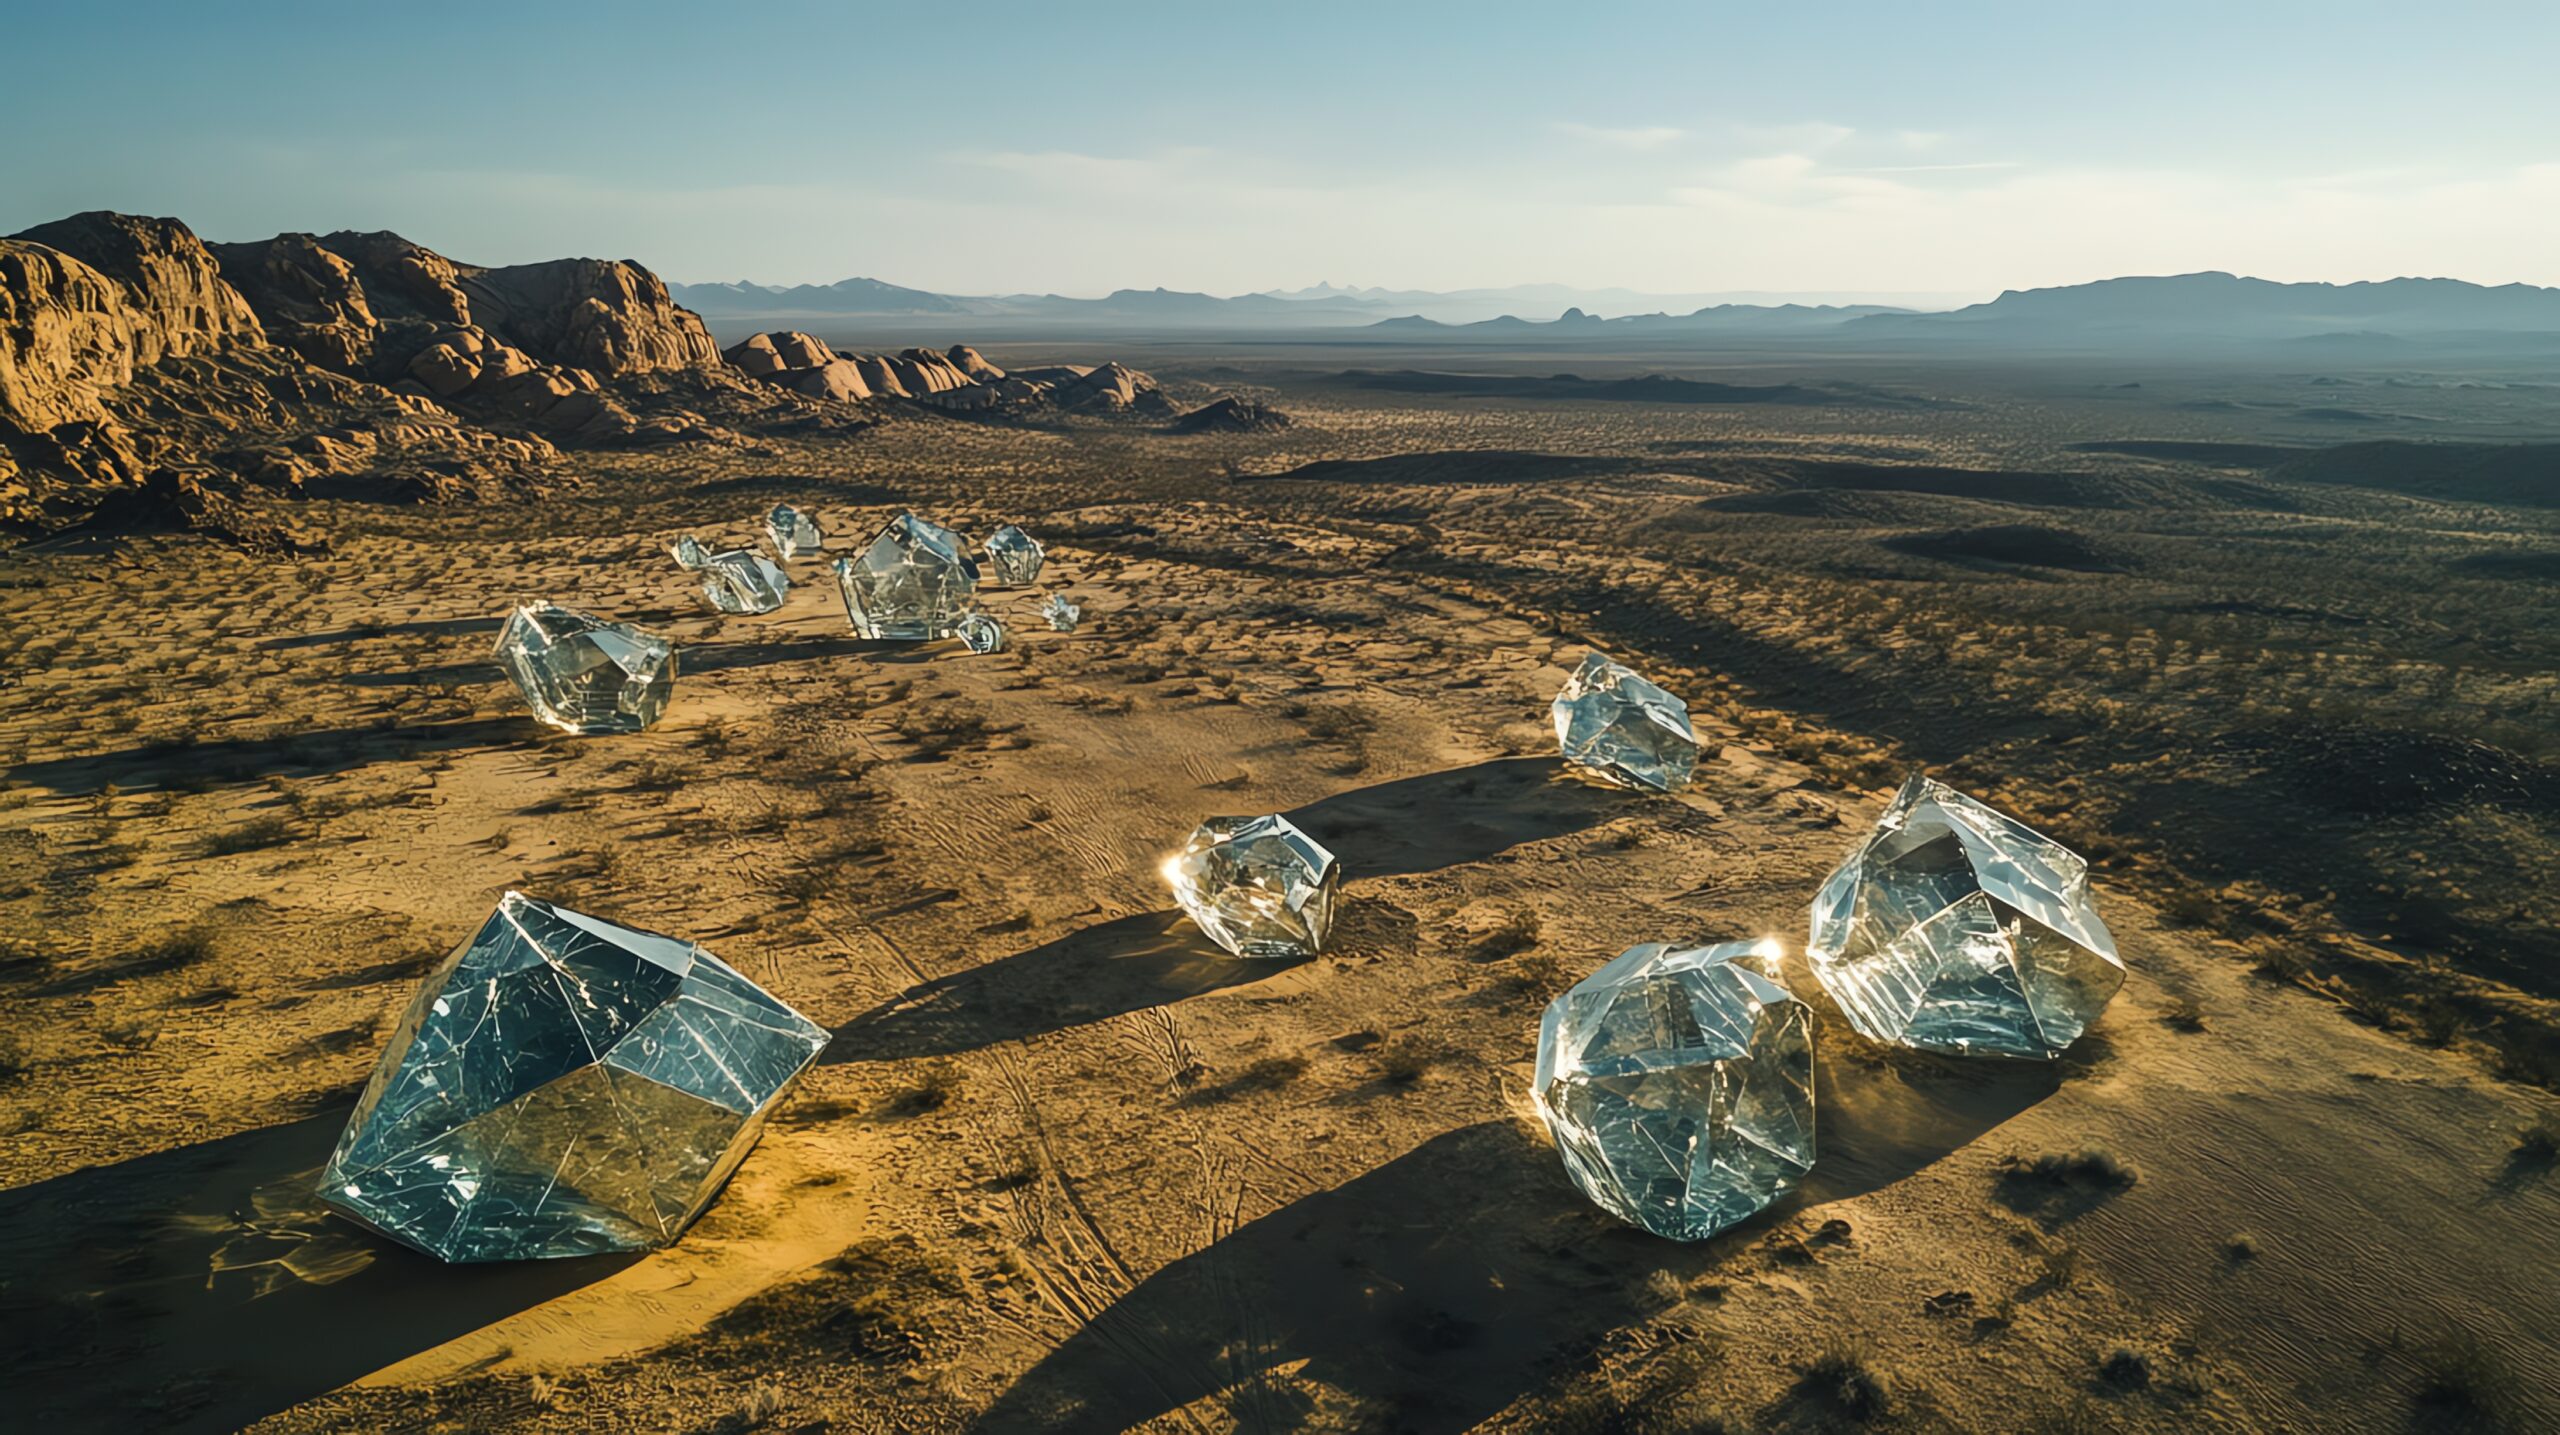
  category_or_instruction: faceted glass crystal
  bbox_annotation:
[1808,774,2122,1059]
[1552,652,1699,792]
[669,534,710,569]
[983,524,1046,586]
[1042,594,1082,633]
[320,892,828,1262]
[835,512,981,640]
[766,503,821,559]
[1164,814,1339,958]
[495,601,675,735]
[694,548,790,615]
[957,612,1006,653]
[1534,938,1814,1240]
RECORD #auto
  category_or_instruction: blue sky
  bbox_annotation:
[5,1,2555,297]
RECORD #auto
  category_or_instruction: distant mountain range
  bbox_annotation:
[669,272,2560,346]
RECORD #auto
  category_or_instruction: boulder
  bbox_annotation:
[12,213,263,366]
[947,344,1006,381]
[1170,396,1293,433]
[462,257,721,375]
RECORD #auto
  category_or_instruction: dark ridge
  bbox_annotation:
[1330,369,1844,405]
[1880,523,2128,573]
[2454,549,2560,581]
[2067,439,2306,468]
[2270,441,2560,508]
[1247,450,1632,486]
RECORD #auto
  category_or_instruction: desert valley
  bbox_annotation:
[1,206,2556,1435]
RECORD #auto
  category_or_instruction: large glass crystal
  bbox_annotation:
[835,512,981,640]
[320,892,829,1262]
[1163,814,1339,958]
[1552,652,1699,792]
[983,524,1046,586]
[694,548,790,615]
[1534,938,1814,1240]
[1808,774,2122,1059]
[766,503,821,560]
[957,612,1006,653]
[1042,593,1082,633]
[495,601,676,735]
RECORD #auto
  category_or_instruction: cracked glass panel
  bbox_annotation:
[1534,938,1814,1240]
[834,512,981,640]
[693,548,790,615]
[494,601,676,735]
[320,892,828,1262]
[1551,651,1699,793]
[1163,814,1339,958]
[1808,774,2121,1059]
[766,503,821,559]
[982,524,1046,586]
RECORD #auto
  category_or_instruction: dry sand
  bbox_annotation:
[2,400,2555,1434]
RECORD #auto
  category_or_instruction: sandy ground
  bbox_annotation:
[2,410,2556,1434]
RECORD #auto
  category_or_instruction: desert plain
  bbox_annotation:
[5,305,2560,1435]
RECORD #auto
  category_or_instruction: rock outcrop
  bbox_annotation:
[718,336,1176,418]
[1170,396,1293,433]
[2,209,743,536]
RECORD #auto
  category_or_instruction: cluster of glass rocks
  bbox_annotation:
[834,511,1080,652]
[321,892,828,1262]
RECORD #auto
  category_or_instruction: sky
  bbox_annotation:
[4,0,2556,301]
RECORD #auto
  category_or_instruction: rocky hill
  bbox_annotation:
[720,330,1174,417]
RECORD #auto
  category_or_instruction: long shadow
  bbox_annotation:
[825,910,1267,1063]
[1803,1042,2055,1203]
[974,1121,1731,1433]
[256,617,497,651]
[338,661,504,689]
[683,634,912,673]
[0,1113,637,1433]
[2,716,535,795]
[1281,757,1623,878]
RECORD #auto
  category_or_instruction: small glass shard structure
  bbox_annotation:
[1042,594,1082,633]
[957,612,1006,653]
[694,548,790,615]
[669,534,710,569]
[1551,652,1699,793]
[495,601,675,735]
[319,892,828,1262]
[1164,814,1339,959]
[1808,774,2122,1059]
[835,512,981,640]
[1534,938,1815,1240]
[983,524,1046,586]
[766,504,821,559]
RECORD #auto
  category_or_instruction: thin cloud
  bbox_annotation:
[1556,122,1686,150]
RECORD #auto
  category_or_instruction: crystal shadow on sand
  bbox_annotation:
[825,759,1626,1062]
[0,715,535,796]
[0,1111,640,1435]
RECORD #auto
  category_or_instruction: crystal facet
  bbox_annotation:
[956,612,1006,653]
[835,512,981,640]
[693,548,790,615]
[1164,814,1340,959]
[495,601,676,735]
[1808,774,2122,1059]
[319,892,828,1262]
[1534,937,1814,1240]
[1042,594,1082,633]
[983,524,1046,586]
[1552,652,1699,792]
[670,534,710,569]
[766,504,821,559]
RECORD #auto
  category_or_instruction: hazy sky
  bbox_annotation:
[6,1,2556,299]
